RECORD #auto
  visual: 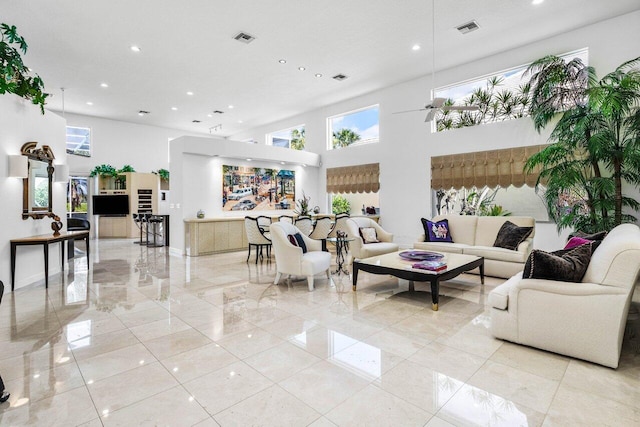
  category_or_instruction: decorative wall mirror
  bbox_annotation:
[21,141,55,220]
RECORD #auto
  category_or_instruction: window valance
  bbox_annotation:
[326,163,380,194]
[431,145,548,190]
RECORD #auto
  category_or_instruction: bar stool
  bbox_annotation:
[147,215,165,247]
[133,213,149,245]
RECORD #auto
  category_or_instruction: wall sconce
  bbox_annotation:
[54,164,69,182]
[8,155,28,178]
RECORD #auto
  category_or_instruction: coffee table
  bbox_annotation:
[352,251,484,311]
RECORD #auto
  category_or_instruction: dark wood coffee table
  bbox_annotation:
[352,251,484,311]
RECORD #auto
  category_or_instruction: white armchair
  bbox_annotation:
[489,224,640,368]
[346,217,399,262]
[270,222,332,291]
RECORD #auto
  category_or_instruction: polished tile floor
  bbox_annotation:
[1,239,640,426]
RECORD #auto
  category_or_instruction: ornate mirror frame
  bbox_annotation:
[21,141,55,220]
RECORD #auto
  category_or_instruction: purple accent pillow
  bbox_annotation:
[421,218,453,243]
[564,236,592,250]
[287,234,298,246]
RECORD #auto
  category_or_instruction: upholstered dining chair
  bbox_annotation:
[294,216,313,236]
[309,216,333,251]
[278,215,295,223]
[245,217,272,263]
[328,213,350,239]
[270,222,331,291]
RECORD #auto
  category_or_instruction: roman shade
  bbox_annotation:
[431,145,548,190]
[326,163,380,194]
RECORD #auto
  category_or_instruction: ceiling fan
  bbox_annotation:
[394,0,479,123]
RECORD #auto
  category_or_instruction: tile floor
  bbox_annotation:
[1,239,640,426]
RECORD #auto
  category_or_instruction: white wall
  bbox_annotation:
[0,96,67,290]
[231,10,640,249]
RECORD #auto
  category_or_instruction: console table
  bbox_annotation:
[10,230,90,291]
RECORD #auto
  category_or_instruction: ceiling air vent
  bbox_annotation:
[192,120,201,123]
[456,20,480,34]
[233,32,256,44]
[213,110,224,114]
[332,74,349,81]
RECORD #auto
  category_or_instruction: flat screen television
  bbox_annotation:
[92,194,129,215]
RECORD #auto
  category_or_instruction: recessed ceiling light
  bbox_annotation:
[130,45,141,53]
[279,59,287,64]
[532,0,544,4]
[302,164,307,167]
[246,158,252,161]
[171,107,178,111]
[238,120,243,123]
[100,83,109,88]
[207,114,213,118]
[228,105,234,109]
[412,44,421,51]
[298,66,306,71]
[186,91,194,96]
[280,161,285,165]
[86,101,93,106]
[315,73,322,78]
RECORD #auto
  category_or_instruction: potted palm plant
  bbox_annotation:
[524,55,640,232]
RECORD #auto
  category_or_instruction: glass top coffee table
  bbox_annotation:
[352,251,484,311]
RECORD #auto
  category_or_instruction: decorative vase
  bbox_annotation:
[50,215,63,236]
[197,210,205,219]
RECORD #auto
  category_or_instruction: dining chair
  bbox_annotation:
[294,216,313,236]
[245,217,272,263]
[309,216,333,251]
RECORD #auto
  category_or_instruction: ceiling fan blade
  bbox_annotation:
[392,108,428,115]
[424,109,437,122]
[431,98,446,108]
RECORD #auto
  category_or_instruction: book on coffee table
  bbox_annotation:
[411,260,447,272]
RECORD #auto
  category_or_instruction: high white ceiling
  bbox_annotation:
[2,0,639,137]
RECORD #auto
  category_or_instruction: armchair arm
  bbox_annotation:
[372,222,393,242]
[516,238,533,255]
[513,279,628,297]
[273,241,304,275]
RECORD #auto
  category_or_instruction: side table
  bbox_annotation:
[327,236,354,275]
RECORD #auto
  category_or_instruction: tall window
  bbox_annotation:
[266,125,305,150]
[434,48,588,132]
[328,105,379,150]
[66,126,91,157]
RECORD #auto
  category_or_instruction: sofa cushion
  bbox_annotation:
[464,245,529,263]
[569,230,607,241]
[564,236,592,250]
[493,221,534,250]
[421,218,453,243]
[523,243,593,282]
[432,215,478,245]
[414,241,467,254]
[359,242,400,259]
[476,216,535,247]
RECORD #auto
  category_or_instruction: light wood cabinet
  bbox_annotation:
[96,172,159,238]
[185,217,248,256]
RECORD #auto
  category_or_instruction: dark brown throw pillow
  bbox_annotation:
[569,230,607,241]
[493,221,533,250]
[523,243,593,282]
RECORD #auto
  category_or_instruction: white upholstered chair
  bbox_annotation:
[270,222,331,291]
[346,217,399,262]
[244,217,272,264]
[294,216,313,236]
[309,216,333,251]
[490,223,640,368]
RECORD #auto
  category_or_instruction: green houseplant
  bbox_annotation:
[332,195,350,214]
[153,168,169,181]
[0,23,48,113]
[524,55,640,232]
[89,164,117,178]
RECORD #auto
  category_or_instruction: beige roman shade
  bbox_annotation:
[431,145,548,190]
[326,163,380,194]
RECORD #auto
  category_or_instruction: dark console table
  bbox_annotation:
[10,230,90,291]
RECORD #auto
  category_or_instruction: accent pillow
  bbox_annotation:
[523,243,593,282]
[287,233,308,253]
[569,230,607,241]
[420,218,454,243]
[564,236,592,250]
[359,227,379,244]
[293,232,308,253]
[493,221,533,250]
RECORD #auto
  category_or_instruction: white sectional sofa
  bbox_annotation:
[414,214,535,279]
[489,223,640,368]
